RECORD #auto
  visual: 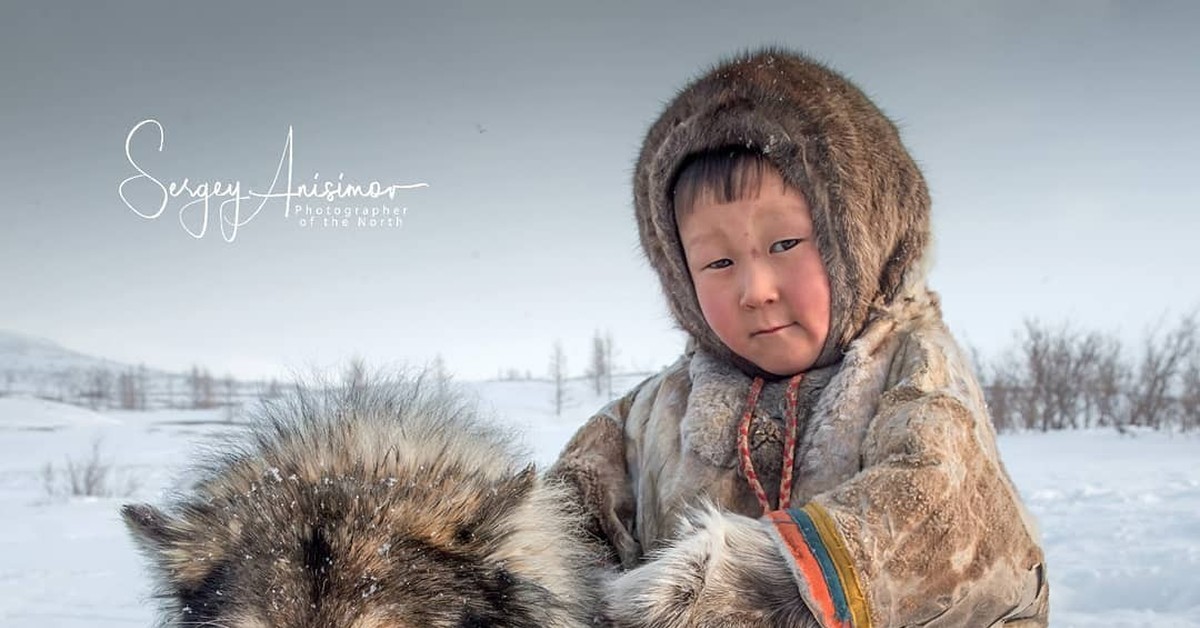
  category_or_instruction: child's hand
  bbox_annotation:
[601,505,819,628]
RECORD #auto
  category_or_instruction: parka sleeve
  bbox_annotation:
[764,350,1049,626]
[547,376,654,569]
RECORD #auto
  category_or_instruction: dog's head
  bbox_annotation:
[124,379,602,627]
[124,463,587,627]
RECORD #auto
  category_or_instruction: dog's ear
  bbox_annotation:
[123,502,234,590]
[497,464,537,501]
[454,464,538,546]
[122,503,181,550]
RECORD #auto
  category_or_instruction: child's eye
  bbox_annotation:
[770,238,802,253]
[705,258,733,270]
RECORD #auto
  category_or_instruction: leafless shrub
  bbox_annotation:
[1127,314,1196,429]
[117,365,149,410]
[977,312,1199,433]
[978,348,1024,432]
[1180,356,1200,432]
[81,367,113,410]
[188,365,216,409]
[1087,335,1128,429]
[42,438,139,498]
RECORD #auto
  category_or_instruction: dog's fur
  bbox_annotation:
[123,375,605,627]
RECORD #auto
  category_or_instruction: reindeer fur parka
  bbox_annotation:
[549,49,1049,628]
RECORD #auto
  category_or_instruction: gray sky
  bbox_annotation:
[2,0,1198,381]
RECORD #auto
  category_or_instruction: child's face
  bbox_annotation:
[677,166,831,376]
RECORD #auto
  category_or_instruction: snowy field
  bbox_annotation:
[1,378,1197,627]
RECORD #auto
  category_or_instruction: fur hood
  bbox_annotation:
[634,47,932,376]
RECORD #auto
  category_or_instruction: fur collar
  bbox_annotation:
[680,348,838,469]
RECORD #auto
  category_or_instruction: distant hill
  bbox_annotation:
[0,329,263,411]
[0,330,130,374]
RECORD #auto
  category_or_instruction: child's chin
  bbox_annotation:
[751,352,816,377]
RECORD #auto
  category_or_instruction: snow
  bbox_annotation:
[0,395,122,430]
[999,429,1200,627]
[1,379,1197,627]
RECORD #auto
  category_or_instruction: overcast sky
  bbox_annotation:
[1,1,1197,381]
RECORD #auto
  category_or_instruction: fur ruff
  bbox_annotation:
[633,47,932,376]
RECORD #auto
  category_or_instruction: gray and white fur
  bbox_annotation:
[123,373,606,628]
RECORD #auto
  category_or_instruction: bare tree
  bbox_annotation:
[115,365,150,411]
[118,368,139,410]
[1019,322,1053,431]
[47,368,71,402]
[222,373,237,422]
[261,378,282,401]
[979,349,1025,432]
[1128,315,1196,429]
[1180,355,1200,432]
[604,330,617,399]
[550,340,568,417]
[343,357,368,393]
[1015,320,1117,431]
[188,365,215,409]
[1088,336,1128,429]
[82,367,114,410]
[136,364,149,410]
[500,368,523,381]
[588,330,607,396]
[430,354,450,385]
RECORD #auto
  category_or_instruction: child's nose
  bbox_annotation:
[738,265,778,309]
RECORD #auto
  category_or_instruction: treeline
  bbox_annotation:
[9,318,1198,433]
[1,364,279,413]
[975,314,1199,432]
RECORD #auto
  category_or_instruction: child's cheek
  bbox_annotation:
[695,283,737,345]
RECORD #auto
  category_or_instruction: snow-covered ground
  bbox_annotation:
[1,378,1197,627]
[1000,429,1200,627]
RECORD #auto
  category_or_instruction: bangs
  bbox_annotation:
[672,148,772,216]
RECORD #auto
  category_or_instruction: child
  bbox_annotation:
[550,49,1049,627]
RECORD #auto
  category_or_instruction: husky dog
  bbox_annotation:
[123,375,605,627]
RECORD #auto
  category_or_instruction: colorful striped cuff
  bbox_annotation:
[766,504,871,628]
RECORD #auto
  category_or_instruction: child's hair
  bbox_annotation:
[671,147,773,218]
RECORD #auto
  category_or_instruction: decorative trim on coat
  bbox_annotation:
[767,504,872,628]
